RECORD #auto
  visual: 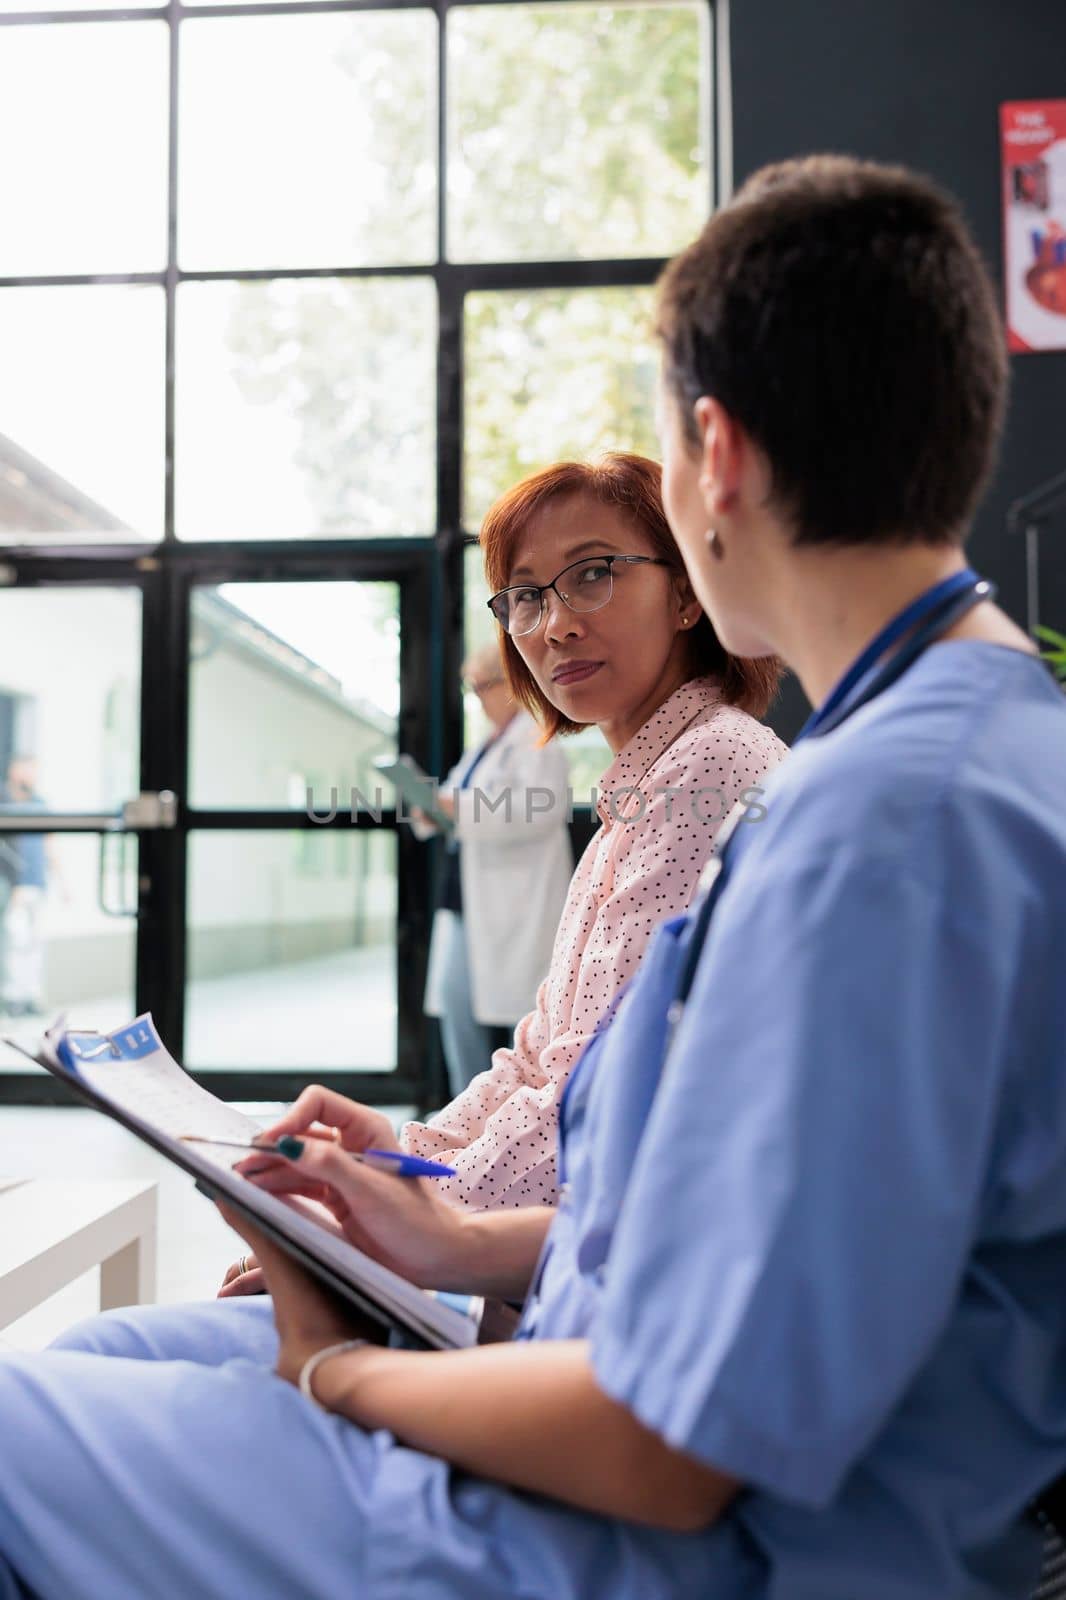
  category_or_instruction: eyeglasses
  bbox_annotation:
[487,554,671,638]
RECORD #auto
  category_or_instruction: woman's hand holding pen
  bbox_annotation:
[226,1085,471,1292]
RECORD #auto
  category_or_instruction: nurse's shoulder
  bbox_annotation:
[742,639,1066,892]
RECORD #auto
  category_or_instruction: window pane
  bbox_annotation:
[448,2,709,263]
[185,831,397,1072]
[0,588,141,813]
[0,834,137,1069]
[463,542,495,654]
[176,278,436,539]
[464,285,658,527]
[0,22,167,275]
[463,544,494,746]
[0,586,140,1064]
[179,13,437,270]
[0,286,164,543]
[189,582,399,809]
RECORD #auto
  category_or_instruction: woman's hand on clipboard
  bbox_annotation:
[227,1085,470,1292]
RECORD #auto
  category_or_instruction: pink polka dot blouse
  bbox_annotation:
[400,676,787,1208]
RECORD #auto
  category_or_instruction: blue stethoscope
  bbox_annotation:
[556,566,995,1167]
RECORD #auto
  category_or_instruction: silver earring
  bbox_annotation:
[705,527,718,550]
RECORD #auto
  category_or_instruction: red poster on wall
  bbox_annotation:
[1001,99,1066,353]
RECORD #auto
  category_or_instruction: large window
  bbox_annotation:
[0,0,710,547]
[0,0,714,1104]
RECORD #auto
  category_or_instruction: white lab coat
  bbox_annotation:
[423,711,573,1026]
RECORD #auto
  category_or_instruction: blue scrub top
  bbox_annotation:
[375,642,1066,1600]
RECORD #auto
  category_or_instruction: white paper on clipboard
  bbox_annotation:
[3,1014,478,1350]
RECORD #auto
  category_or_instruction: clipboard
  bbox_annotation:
[373,754,454,832]
[2,1014,480,1351]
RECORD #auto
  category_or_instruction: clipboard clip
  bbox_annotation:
[62,1027,121,1061]
[74,1036,122,1060]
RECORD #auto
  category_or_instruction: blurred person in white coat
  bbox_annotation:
[420,642,572,1097]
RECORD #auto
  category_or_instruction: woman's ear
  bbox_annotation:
[672,571,703,629]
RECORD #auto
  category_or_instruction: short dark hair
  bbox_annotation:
[479,453,780,736]
[657,155,1008,547]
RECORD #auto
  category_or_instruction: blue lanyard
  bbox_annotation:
[459,731,501,790]
[795,567,985,741]
[445,724,512,855]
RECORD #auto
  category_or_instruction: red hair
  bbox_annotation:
[479,453,781,738]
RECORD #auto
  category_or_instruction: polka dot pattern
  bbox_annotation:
[401,676,787,1209]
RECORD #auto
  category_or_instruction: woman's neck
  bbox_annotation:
[599,658,693,755]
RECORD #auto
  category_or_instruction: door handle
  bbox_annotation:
[98,833,139,920]
[0,794,178,832]
[0,810,119,831]
[121,791,178,829]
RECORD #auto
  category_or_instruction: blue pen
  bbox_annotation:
[179,1134,456,1179]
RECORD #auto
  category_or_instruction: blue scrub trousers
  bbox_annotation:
[0,1299,386,1600]
[0,1301,677,1600]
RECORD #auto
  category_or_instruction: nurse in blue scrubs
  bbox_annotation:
[3,153,1066,1600]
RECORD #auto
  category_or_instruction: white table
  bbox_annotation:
[0,1177,158,1331]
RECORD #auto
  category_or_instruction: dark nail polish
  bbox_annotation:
[277,1135,304,1160]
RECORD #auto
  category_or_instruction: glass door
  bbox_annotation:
[179,558,436,1102]
[186,578,401,1076]
[0,552,439,1106]
[0,575,148,1088]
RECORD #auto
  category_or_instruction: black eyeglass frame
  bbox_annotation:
[486,553,673,636]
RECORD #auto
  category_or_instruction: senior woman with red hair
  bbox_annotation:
[204,452,783,1294]
[392,451,784,1208]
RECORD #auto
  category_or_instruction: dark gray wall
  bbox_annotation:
[730,0,1066,739]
